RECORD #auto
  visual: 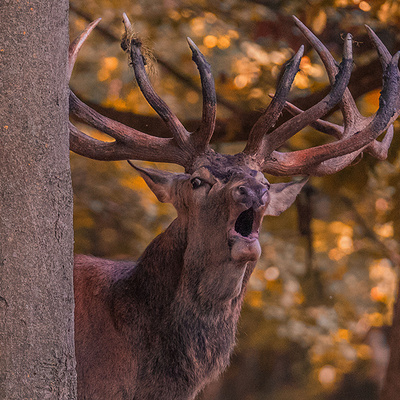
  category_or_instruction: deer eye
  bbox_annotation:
[191,177,204,189]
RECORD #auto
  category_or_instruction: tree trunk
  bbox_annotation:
[380,278,400,400]
[0,2,76,399]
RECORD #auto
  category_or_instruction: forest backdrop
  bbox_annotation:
[69,1,400,399]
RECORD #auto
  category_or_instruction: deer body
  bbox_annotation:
[69,15,400,400]
[74,153,302,399]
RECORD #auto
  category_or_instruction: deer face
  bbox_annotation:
[132,152,306,302]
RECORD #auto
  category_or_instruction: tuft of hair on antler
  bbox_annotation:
[121,13,157,80]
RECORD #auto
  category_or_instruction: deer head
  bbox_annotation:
[69,15,399,301]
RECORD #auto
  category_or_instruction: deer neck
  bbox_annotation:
[121,216,253,314]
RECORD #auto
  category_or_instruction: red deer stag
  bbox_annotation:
[69,14,400,400]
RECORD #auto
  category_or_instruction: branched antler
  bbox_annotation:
[254,17,400,176]
[68,15,400,177]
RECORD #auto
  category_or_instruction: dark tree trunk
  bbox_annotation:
[0,2,76,399]
[380,277,400,400]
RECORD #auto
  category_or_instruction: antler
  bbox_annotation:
[69,15,217,171]
[245,17,400,176]
[69,16,400,177]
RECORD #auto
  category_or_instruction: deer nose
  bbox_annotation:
[233,185,268,208]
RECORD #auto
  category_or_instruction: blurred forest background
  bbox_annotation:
[69,1,400,399]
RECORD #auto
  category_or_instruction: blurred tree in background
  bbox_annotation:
[69,1,400,398]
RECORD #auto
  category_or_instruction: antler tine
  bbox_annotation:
[365,25,400,118]
[254,33,353,163]
[284,22,398,160]
[186,38,217,151]
[264,124,394,176]
[365,25,392,69]
[282,99,344,139]
[68,18,102,81]
[292,16,338,78]
[69,120,187,163]
[292,16,363,131]
[243,46,304,156]
[122,14,193,155]
[261,52,400,176]
[282,99,392,159]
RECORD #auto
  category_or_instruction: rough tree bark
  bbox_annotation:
[380,275,400,400]
[0,2,76,399]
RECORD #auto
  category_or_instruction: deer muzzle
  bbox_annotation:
[228,183,268,262]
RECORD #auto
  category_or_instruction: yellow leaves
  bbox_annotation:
[190,13,235,51]
[203,34,231,50]
[98,57,119,82]
[335,0,350,6]
[367,312,385,327]
[294,73,310,90]
[311,10,327,35]
[318,365,337,386]
[204,12,217,24]
[120,175,161,210]
[336,329,350,342]
[300,56,325,78]
[233,75,249,89]
[186,91,200,104]
[247,291,263,308]
[120,175,148,192]
[217,35,231,49]
[334,0,371,11]
[232,55,263,88]
[378,1,399,23]
[369,259,396,306]
[329,221,353,236]
[357,344,371,359]
[76,215,94,229]
[168,10,181,21]
[363,89,380,115]
[370,286,387,302]
[374,222,394,238]
[203,35,218,49]
[376,197,390,213]
[359,1,371,12]
[190,18,206,36]
[264,266,280,281]
[337,235,353,252]
[227,30,239,40]
[293,56,325,89]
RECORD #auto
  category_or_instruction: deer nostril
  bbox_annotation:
[233,185,267,207]
[238,186,248,196]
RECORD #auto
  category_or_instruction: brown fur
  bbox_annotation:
[74,152,305,399]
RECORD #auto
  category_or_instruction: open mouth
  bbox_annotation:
[234,207,255,238]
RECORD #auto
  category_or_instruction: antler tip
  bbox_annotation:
[296,44,305,58]
[292,15,301,24]
[68,18,102,80]
[344,33,353,59]
[392,51,400,65]
[187,37,199,53]
[122,13,132,32]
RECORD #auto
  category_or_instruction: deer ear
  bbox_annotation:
[265,178,308,216]
[128,162,181,204]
